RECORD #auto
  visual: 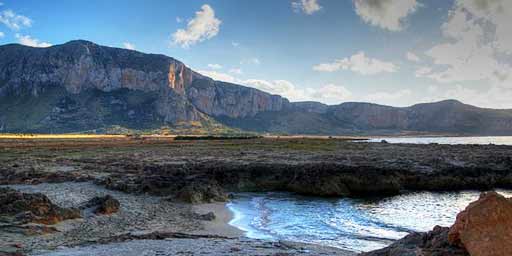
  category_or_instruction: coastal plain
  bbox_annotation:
[1,136,512,255]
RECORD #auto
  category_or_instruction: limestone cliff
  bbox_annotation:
[0,40,288,132]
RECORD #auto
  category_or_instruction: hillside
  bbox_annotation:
[1,40,512,135]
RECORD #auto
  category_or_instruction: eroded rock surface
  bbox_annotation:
[81,195,120,215]
[363,191,512,256]
[0,187,80,225]
[448,192,512,256]
[360,226,468,256]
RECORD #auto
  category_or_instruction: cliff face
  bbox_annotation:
[1,40,512,135]
[0,40,288,132]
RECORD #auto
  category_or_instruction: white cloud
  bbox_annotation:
[0,31,4,38]
[15,34,51,48]
[207,63,222,69]
[231,41,240,47]
[198,70,238,84]
[309,84,353,103]
[415,67,433,78]
[292,0,322,15]
[229,68,243,74]
[454,0,512,54]
[171,4,221,48]
[353,0,420,31]
[423,1,512,84]
[123,42,136,50]
[176,17,183,23]
[406,52,420,62]
[313,51,398,75]
[0,10,32,31]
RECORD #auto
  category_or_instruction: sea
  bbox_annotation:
[228,136,512,253]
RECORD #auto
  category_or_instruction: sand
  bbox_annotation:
[192,203,244,238]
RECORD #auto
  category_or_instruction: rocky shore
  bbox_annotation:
[1,138,512,199]
[0,182,353,256]
[1,137,512,255]
[362,191,512,256]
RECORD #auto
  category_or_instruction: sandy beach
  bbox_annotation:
[1,182,354,256]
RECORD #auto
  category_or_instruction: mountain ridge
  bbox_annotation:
[1,40,512,135]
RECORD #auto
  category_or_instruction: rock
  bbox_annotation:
[194,212,216,221]
[0,40,289,133]
[81,195,120,215]
[448,191,512,256]
[360,226,469,256]
[0,187,80,225]
[176,182,228,204]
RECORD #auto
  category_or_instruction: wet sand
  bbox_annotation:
[192,203,244,238]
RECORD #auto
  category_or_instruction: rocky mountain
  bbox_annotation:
[224,100,512,135]
[1,40,512,135]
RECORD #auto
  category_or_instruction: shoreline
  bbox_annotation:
[192,202,244,238]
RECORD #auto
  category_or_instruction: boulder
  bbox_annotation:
[448,191,512,256]
[360,226,468,256]
[81,195,120,215]
[0,188,80,225]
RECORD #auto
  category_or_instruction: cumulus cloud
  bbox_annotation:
[292,0,322,15]
[309,84,353,103]
[414,67,432,77]
[455,0,512,54]
[197,70,238,84]
[123,42,136,50]
[172,5,221,48]
[15,34,51,48]
[406,52,420,62]
[422,0,512,84]
[207,63,222,69]
[0,31,4,38]
[353,0,420,31]
[0,10,32,31]
[313,51,398,75]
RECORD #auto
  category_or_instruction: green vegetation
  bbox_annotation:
[174,135,262,141]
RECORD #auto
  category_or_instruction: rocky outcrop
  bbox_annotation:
[175,181,229,204]
[448,192,512,256]
[81,195,120,215]
[0,188,80,225]
[363,191,512,256]
[360,226,469,256]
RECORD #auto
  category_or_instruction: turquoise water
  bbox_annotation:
[227,190,512,252]
[365,136,512,145]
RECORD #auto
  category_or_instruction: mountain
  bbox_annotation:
[1,40,512,135]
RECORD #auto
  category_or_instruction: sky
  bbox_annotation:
[0,0,511,108]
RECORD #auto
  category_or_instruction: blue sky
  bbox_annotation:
[1,0,512,108]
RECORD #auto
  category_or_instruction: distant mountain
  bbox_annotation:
[1,40,512,135]
[222,100,512,135]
